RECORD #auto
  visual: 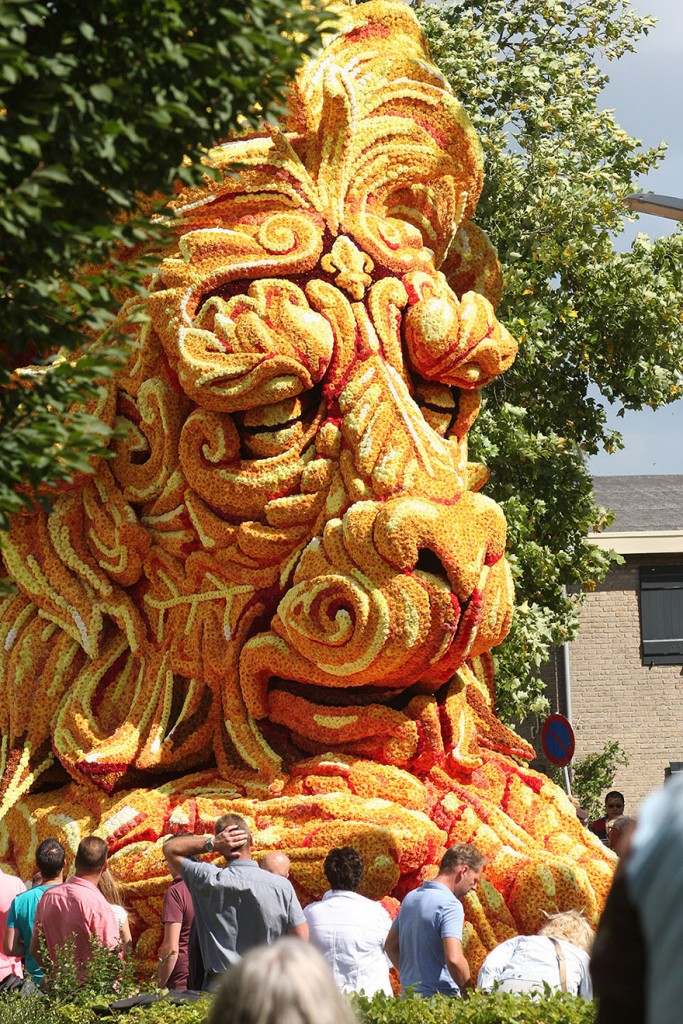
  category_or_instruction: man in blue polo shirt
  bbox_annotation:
[163,814,308,989]
[3,839,66,987]
[384,843,485,997]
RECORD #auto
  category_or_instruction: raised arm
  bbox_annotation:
[162,834,210,879]
[163,827,249,877]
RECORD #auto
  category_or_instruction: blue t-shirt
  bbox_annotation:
[7,885,51,981]
[391,880,464,996]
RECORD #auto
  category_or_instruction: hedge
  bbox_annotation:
[0,990,597,1024]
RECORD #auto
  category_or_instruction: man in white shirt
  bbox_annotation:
[304,847,393,996]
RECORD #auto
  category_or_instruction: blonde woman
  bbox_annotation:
[97,871,133,950]
[209,939,357,1024]
[477,910,593,998]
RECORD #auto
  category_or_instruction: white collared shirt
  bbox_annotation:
[304,889,393,996]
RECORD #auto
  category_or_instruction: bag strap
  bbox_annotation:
[549,937,568,992]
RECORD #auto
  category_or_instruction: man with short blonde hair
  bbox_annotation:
[607,816,636,858]
[385,843,485,997]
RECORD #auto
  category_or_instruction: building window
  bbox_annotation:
[640,566,683,666]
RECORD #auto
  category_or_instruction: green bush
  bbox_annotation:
[38,935,139,1005]
[0,980,597,1024]
[113,1004,208,1024]
[0,991,598,1024]
[0,993,98,1024]
[0,938,149,1023]
[352,990,596,1024]
[0,993,209,1024]
[571,742,630,822]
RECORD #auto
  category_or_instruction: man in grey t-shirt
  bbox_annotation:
[163,814,308,986]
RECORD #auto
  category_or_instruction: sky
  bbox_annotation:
[586,0,683,477]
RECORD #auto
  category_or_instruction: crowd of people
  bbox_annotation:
[0,810,596,1005]
[0,785,675,1022]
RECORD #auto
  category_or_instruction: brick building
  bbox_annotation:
[527,475,683,811]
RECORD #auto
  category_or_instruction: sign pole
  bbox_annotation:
[563,765,572,796]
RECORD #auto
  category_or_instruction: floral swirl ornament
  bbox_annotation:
[0,1,612,974]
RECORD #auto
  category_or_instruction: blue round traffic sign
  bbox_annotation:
[541,713,575,767]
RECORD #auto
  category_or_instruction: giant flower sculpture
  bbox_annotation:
[0,0,612,972]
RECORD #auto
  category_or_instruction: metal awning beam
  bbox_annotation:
[624,193,683,222]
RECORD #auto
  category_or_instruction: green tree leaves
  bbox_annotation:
[0,0,329,528]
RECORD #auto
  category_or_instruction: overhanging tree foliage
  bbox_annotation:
[0,0,328,525]
[416,0,683,721]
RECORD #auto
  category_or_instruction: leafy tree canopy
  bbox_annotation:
[416,0,683,721]
[0,0,328,524]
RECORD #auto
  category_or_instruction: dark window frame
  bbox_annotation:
[639,565,683,666]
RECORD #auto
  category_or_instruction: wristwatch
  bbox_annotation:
[204,836,215,853]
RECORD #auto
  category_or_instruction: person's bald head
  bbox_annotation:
[261,851,291,878]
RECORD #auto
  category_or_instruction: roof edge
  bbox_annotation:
[588,530,683,555]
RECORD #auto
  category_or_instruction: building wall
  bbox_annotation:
[567,552,683,811]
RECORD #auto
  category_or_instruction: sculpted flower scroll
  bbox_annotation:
[0,0,612,975]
